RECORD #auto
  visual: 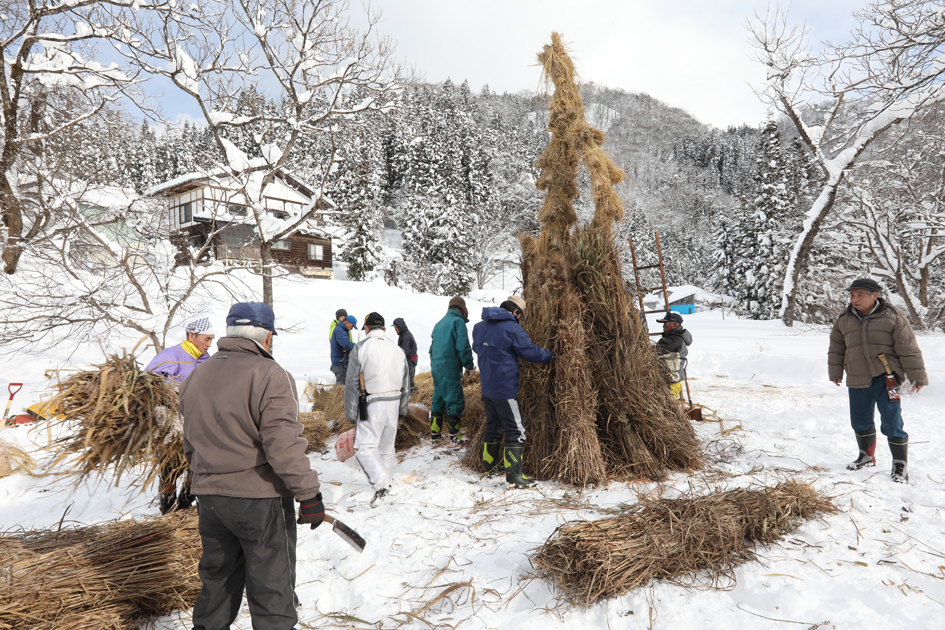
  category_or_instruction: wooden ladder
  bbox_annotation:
[628,231,671,336]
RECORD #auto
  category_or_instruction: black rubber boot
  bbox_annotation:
[177,486,195,511]
[430,415,443,442]
[159,492,177,515]
[846,428,877,470]
[504,443,536,488]
[888,437,909,483]
[482,441,503,476]
[446,415,467,445]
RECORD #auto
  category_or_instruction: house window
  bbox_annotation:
[272,239,291,251]
[179,202,192,224]
[228,204,247,217]
[308,244,324,260]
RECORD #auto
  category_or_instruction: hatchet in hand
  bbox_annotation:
[323,514,366,552]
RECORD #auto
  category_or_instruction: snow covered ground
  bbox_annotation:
[2,276,944,629]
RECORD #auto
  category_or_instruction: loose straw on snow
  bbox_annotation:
[532,480,838,605]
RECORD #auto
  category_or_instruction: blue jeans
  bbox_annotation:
[848,375,907,440]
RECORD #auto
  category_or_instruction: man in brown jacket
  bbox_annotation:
[181,302,324,630]
[828,279,928,483]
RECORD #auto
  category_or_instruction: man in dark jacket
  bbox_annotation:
[429,296,475,443]
[828,278,927,483]
[330,314,357,385]
[393,317,418,393]
[656,312,693,400]
[472,295,552,487]
[181,302,325,630]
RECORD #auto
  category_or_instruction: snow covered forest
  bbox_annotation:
[3,0,945,350]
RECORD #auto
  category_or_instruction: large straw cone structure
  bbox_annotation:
[466,33,700,483]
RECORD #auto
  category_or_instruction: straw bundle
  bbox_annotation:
[45,351,185,488]
[0,441,34,478]
[395,413,431,450]
[532,480,837,605]
[410,370,480,412]
[0,511,201,629]
[462,33,700,484]
[547,287,605,486]
[305,383,346,426]
[299,411,331,453]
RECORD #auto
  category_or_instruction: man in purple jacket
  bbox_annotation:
[146,316,215,514]
[472,295,552,488]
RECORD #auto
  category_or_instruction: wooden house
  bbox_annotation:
[146,165,335,278]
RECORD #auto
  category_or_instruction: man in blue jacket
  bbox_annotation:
[472,295,552,487]
[330,315,357,384]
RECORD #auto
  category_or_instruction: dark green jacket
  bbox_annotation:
[430,308,475,375]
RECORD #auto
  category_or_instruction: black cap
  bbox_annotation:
[335,308,348,319]
[364,312,385,327]
[226,302,278,335]
[656,312,684,324]
[846,278,882,293]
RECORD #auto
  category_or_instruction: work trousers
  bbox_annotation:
[330,364,348,385]
[354,397,400,491]
[191,495,298,630]
[849,375,908,440]
[407,358,418,391]
[482,396,526,444]
[431,370,464,417]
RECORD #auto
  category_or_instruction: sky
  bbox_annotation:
[365,0,870,129]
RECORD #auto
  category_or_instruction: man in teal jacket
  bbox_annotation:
[429,296,475,443]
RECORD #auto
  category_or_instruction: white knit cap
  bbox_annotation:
[184,316,215,336]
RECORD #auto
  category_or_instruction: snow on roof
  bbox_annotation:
[643,285,722,304]
[144,162,336,209]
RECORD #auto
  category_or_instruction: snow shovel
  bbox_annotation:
[0,383,23,431]
[324,514,366,552]
[877,354,901,401]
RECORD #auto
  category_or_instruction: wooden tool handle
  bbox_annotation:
[878,354,893,375]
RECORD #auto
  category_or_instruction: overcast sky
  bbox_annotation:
[368,0,869,129]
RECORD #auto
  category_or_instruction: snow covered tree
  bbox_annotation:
[0,187,255,355]
[750,1,945,325]
[112,0,403,305]
[330,94,388,281]
[1,0,133,274]
[743,121,792,319]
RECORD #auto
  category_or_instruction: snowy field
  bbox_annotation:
[2,275,944,629]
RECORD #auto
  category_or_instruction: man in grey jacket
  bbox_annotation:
[828,279,928,483]
[345,312,410,508]
[181,302,324,630]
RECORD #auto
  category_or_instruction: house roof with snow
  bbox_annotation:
[143,160,336,210]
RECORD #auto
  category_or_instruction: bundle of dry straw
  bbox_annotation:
[46,350,185,488]
[0,511,201,630]
[460,33,701,483]
[532,480,837,605]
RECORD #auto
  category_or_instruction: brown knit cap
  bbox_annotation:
[507,295,526,312]
[448,296,468,318]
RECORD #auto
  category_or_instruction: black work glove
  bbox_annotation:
[297,493,325,530]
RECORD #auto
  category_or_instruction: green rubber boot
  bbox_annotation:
[504,443,536,488]
[430,415,443,442]
[482,441,503,476]
[446,415,468,445]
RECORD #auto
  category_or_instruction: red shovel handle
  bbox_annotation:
[8,383,22,399]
